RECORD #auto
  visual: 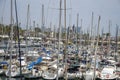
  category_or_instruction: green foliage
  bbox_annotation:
[34,27,41,32]
[0,24,24,40]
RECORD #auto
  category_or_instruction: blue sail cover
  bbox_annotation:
[27,62,36,70]
[0,61,8,65]
[34,57,42,65]
[27,57,42,70]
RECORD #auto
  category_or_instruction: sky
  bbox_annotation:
[0,0,120,36]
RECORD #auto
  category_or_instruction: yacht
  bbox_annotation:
[97,65,119,80]
[42,63,65,80]
[0,61,8,75]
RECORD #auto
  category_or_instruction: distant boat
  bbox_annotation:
[66,57,82,79]
[0,49,5,57]
[5,64,19,77]
[5,57,30,77]
[42,63,65,80]
[26,50,40,61]
[24,57,43,79]
[0,61,9,75]
[84,67,99,80]
[97,65,119,79]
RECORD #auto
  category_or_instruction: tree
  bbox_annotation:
[34,27,41,32]
[34,27,41,37]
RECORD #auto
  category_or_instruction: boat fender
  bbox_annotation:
[3,65,7,69]
[98,73,101,77]
[106,74,109,78]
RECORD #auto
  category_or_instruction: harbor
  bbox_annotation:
[0,0,120,80]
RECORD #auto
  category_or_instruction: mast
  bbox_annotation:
[80,19,82,47]
[15,0,22,79]
[33,21,35,47]
[9,0,13,79]
[101,28,104,47]
[68,14,71,42]
[115,25,119,61]
[91,12,94,47]
[93,25,97,49]
[50,22,52,38]
[1,17,4,36]
[33,21,35,37]
[42,4,45,34]
[108,20,111,54]
[57,0,62,80]
[93,16,101,80]
[64,0,68,80]
[26,4,29,56]
[76,13,79,51]
[54,25,56,49]
[69,14,71,29]
[1,16,4,44]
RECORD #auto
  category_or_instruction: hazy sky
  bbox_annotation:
[0,0,120,36]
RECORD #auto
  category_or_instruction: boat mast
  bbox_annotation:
[15,0,22,79]
[33,21,35,47]
[42,4,45,34]
[76,14,79,50]
[9,0,13,79]
[93,16,101,80]
[101,28,104,51]
[57,0,62,80]
[53,25,56,49]
[91,12,94,48]
[64,0,68,79]
[68,14,71,42]
[93,25,97,49]
[26,4,30,56]
[108,20,111,55]
[80,19,82,47]
[1,17,4,36]
[115,25,119,62]
[76,13,79,55]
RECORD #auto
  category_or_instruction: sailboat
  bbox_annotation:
[5,0,15,78]
[5,64,18,77]
[97,65,119,80]
[5,57,30,77]
[42,63,65,80]
[5,0,30,79]
[84,66,99,80]
[0,61,8,75]
[24,57,43,79]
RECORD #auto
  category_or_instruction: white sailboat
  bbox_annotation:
[66,67,82,79]
[42,65,57,80]
[97,65,119,80]
[0,61,8,75]
[5,64,19,77]
[5,57,30,77]
[42,63,65,79]
[84,67,99,80]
